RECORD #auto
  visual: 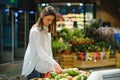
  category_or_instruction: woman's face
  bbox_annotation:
[42,15,55,27]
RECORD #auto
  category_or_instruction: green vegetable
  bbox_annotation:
[45,78,51,80]
[50,72,58,78]
[55,75,61,80]
[59,78,68,80]
[65,68,79,76]
[80,74,88,80]
[73,75,81,80]
[64,73,70,77]
[55,74,66,80]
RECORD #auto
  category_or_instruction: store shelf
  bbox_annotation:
[59,54,116,69]
[73,58,116,69]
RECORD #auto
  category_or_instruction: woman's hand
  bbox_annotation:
[53,63,62,73]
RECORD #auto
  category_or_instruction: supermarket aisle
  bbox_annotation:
[0,60,27,80]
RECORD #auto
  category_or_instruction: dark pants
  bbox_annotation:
[27,69,44,80]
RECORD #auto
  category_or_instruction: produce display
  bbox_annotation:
[44,68,92,80]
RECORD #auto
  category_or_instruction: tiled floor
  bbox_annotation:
[0,60,27,80]
[0,60,119,80]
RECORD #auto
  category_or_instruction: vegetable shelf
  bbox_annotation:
[73,58,116,69]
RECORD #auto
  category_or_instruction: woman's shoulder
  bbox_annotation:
[30,24,40,32]
[29,27,40,37]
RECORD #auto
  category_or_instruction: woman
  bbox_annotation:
[22,6,62,80]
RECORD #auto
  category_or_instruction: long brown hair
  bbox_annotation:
[36,6,56,36]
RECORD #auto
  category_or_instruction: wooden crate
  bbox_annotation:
[73,58,116,69]
[60,54,73,68]
[116,53,120,67]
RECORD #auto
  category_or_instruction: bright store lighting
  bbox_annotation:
[18,10,24,13]
[41,3,46,6]
[14,12,18,17]
[4,9,9,12]
[29,11,35,14]
[80,3,83,6]
[67,3,71,6]
[15,19,18,22]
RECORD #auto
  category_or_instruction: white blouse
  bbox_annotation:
[22,26,56,76]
